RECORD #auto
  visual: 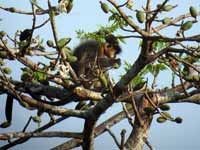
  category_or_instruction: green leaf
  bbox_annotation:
[66,55,77,62]
[157,64,167,71]
[57,38,71,49]
[146,64,154,74]
[32,116,41,123]
[33,72,47,81]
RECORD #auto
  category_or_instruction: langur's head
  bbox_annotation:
[104,34,121,58]
[104,43,121,58]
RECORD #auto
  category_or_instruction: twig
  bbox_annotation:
[48,0,61,68]
[122,103,135,127]
[144,92,172,120]
[0,67,24,104]
[52,108,135,150]
[47,0,78,82]
[144,91,158,110]
[129,84,144,127]
[151,74,158,89]
[106,126,120,148]
[34,18,50,29]
[0,131,82,140]
[22,116,32,132]
[107,0,148,37]
[178,69,190,96]
[117,0,129,8]
[144,137,154,150]
[120,129,126,150]
[0,116,68,149]
[154,11,200,33]
[149,0,169,25]
[0,5,49,15]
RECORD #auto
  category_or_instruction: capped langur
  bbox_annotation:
[71,34,121,90]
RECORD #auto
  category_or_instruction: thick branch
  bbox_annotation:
[51,109,134,150]
[13,93,87,119]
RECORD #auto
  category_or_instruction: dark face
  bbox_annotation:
[104,44,117,59]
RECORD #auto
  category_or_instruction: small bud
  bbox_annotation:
[66,1,73,13]
[3,67,12,74]
[47,40,54,47]
[160,112,172,120]
[144,107,155,114]
[66,55,77,62]
[0,51,7,58]
[181,21,193,31]
[157,117,167,123]
[126,0,133,10]
[32,116,41,123]
[163,5,174,11]
[8,7,16,12]
[0,121,11,128]
[57,38,71,49]
[0,31,6,38]
[136,10,145,23]
[162,17,172,24]
[175,117,183,124]
[189,6,198,19]
[159,104,170,111]
[100,1,109,14]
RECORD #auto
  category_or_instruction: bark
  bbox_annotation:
[125,117,153,150]
[82,119,97,150]
[125,94,155,150]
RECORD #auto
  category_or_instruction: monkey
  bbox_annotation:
[70,34,121,90]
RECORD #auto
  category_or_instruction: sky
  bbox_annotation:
[1,0,200,150]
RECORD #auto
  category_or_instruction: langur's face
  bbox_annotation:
[104,44,117,59]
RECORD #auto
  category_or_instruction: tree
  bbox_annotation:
[0,0,200,150]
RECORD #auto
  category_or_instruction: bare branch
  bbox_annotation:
[107,0,149,37]
[106,127,120,148]
[0,5,49,15]
[0,131,82,140]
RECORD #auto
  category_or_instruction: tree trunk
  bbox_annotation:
[125,94,155,150]
[125,116,153,150]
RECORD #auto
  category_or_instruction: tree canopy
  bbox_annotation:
[1,0,200,150]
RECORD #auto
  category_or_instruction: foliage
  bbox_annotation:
[0,1,200,150]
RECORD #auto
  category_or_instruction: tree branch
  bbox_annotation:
[0,131,82,140]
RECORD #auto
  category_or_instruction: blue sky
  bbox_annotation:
[1,0,200,150]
